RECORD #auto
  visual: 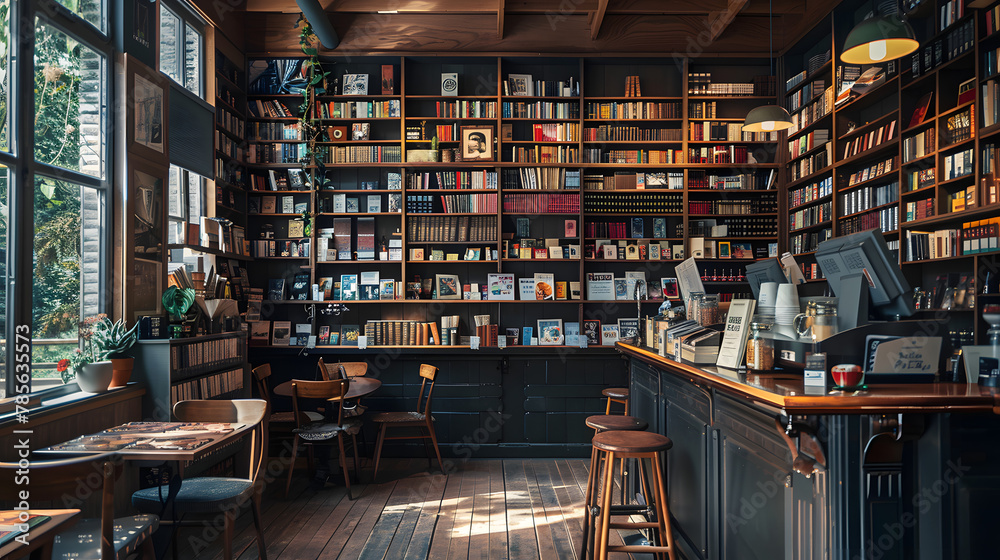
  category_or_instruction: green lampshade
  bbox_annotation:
[841,15,919,64]
[742,104,793,133]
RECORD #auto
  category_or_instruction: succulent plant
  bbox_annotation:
[431,135,439,151]
[91,317,139,360]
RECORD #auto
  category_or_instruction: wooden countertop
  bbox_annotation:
[617,343,1000,415]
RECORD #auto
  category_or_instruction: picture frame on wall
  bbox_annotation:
[342,73,369,95]
[127,57,167,160]
[460,126,495,162]
[435,274,461,299]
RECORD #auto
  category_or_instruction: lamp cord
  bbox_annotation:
[769,0,774,76]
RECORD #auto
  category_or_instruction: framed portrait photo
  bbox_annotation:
[537,319,564,346]
[460,126,495,162]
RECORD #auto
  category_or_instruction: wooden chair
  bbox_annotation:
[317,358,369,418]
[286,379,362,499]
[130,400,268,560]
[371,364,444,480]
[252,364,323,454]
[0,452,158,560]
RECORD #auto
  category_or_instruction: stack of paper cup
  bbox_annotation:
[757,282,778,316]
[775,284,800,326]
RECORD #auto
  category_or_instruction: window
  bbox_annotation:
[52,0,106,33]
[0,165,7,395]
[167,164,206,245]
[0,0,9,153]
[34,19,107,179]
[160,3,203,97]
[32,176,103,390]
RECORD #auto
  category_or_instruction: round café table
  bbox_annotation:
[273,377,382,400]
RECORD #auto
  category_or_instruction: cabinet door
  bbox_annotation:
[629,361,661,433]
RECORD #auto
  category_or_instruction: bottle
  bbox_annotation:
[746,322,774,371]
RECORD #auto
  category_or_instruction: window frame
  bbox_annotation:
[4,0,113,398]
[159,0,205,99]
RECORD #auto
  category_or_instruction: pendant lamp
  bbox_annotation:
[742,0,792,133]
[840,13,918,64]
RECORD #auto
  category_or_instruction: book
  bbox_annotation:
[272,321,292,346]
[340,274,358,300]
[318,325,330,345]
[618,318,640,343]
[267,278,285,300]
[583,320,601,344]
[534,273,555,300]
[601,325,620,346]
[518,278,536,300]
[341,325,360,345]
[289,273,311,300]
[715,299,756,369]
[909,91,933,128]
[294,323,311,346]
[488,273,515,300]
[249,321,270,346]
[586,272,615,300]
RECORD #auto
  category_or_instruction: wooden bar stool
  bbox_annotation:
[593,430,676,560]
[581,415,648,560]
[602,387,629,415]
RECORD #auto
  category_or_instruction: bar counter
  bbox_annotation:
[615,342,1000,560]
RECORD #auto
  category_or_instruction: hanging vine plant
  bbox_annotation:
[295,15,332,185]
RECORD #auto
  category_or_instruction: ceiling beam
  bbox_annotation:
[591,0,609,39]
[243,0,805,15]
[708,0,748,43]
[498,0,505,39]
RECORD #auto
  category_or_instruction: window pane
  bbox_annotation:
[32,177,102,390]
[34,20,106,179]
[53,0,106,33]
[160,7,181,84]
[0,166,7,397]
[0,0,10,152]
[184,23,201,96]
[187,171,205,222]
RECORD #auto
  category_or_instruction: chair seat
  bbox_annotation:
[132,477,254,514]
[293,419,362,440]
[372,411,434,424]
[52,514,158,560]
[593,430,673,454]
[586,414,648,432]
[602,387,629,400]
[271,410,324,424]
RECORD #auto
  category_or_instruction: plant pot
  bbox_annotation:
[76,361,113,393]
[109,357,134,388]
[407,149,439,162]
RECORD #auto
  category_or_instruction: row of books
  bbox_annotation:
[786,79,825,113]
[788,176,833,209]
[503,193,580,213]
[435,100,498,118]
[787,86,833,134]
[503,77,577,97]
[842,120,897,160]
[906,168,936,191]
[248,99,294,118]
[948,184,978,213]
[847,157,896,187]
[363,321,443,346]
[585,101,680,120]
[905,229,960,262]
[247,142,307,164]
[942,148,974,181]
[170,368,244,402]
[689,122,775,142]
[583,125,682,142]
[961,218,1000,254]
[984,2,1000,37]
[911,19,974,77]
[316,99,401,119]
[788,143,833,181]
[688,170,775,190]
[695,217,777,237]
[839,206,898,236]
[433,193,498,213]
[583,194,683,213]
[323,145,403,163]
[509,145,580,163]
[406,170,499,190]
[840,181,899,216]
[584,148,683,164]
[586,241,683,261]
[407,215,497,242]
[584,217,671,239]
[504,101,577,119]
[943,107,973,146]
[687,74,758,96]
[982,78,1000,128]
[583,171,682,190]
[215,156,243,185]
[216,135,244,161]
[688,101,718,119]
[904,198,936,222]
[789,201,832,231]
[687,145,753,165]
[250,195,307,214]
[788,131,829,159]
[503,242,580,260]
[251,239,310,258]
[249,168,311,191]
[216,107,244,138]
[502,167,578,189]
[789,228,832,255]
[250,121,303,141]
[529,122,581,142]
[688,196,777,215]
[170,337,245,378]
[938,0,966,32]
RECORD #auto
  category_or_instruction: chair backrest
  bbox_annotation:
[290,379,349,427]
[417,364,439,417]
[317,359,367,380]
[172,399,268,485]
[0,452,120,559]
[252,364,272,405]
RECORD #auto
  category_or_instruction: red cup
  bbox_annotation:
[831,364,863,388]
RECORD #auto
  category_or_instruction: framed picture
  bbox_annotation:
[537,319,564,345]
[352,122,370,141]
[719,241,731,259]
[460,126,495,162]
[661,277,679,299]
[732,242,753,259]
[127,58,167,160]
[435,273,461,299]
[508,73,533,96]
[342,73,369,95]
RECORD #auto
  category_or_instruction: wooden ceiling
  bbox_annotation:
[234,0,837,56]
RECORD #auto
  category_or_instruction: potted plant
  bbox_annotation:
[55,316,114,393]
[92,317,139,388]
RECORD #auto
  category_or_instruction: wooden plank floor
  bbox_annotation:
[172,458,652,560]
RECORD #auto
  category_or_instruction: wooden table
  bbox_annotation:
[273,377,382,400]
[34,421,252,463]
[0,509,80,560]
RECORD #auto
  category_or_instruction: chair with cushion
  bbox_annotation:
[0,452,158,560]
[371,364,444,480]
[285,379,362,499]
[130,399,268,560]
[253,364,323,453]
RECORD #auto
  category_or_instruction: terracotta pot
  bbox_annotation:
[109,357,135,388]
[77,361,113,393]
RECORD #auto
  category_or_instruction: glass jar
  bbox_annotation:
[746,322,774,371]
[699,294,720,326]
[687,292,705,323]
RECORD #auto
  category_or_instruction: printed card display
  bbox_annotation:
[488,273,515,300]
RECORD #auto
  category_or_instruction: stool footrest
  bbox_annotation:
[607,545,673,553]
[590,505,647,516]
[609,521,659,529]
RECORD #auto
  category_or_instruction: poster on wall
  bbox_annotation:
[132,169,163,259]
[133,73,163,153]
[120,0,156,68]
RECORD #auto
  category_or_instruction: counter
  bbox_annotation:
[616,342,1000,560]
